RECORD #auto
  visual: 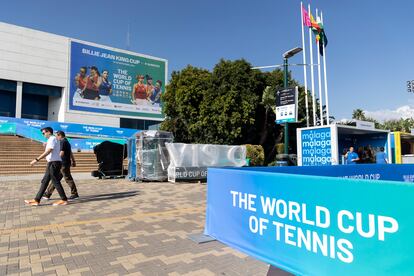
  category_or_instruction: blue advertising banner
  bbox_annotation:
[69,138,125,151]
[301,127,332,166]
[205,166,414,275]
[230,164,414,183]
[69,41,167,120]
[0,116,137,139]
[127,138,137,180]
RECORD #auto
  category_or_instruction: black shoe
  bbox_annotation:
[68,195,79,201]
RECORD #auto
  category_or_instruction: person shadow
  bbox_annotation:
[67,191,139,204]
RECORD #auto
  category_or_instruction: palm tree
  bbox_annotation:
[352,109,366,120]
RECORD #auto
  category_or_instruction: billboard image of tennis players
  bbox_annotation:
[69,40,167,120]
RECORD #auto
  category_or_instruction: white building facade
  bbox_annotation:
[0,22,167,129]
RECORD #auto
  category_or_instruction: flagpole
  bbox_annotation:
[321,11,330,125]
[308,4,316,126]
[316,9,324,126]
[300,2,309,127]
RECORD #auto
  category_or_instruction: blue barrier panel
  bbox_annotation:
[68,138,126,151]
[0,121,126,151]
[231,164,414,183]
[205,166,414,275]
[15,123,46,143]
[0,116,137,139]
[0,122,16,135]
[127,139,137,180]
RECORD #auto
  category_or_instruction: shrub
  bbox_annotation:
[245,144,265,166]
[276,143,284,154]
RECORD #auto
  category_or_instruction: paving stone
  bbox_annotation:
[0,177,276,275]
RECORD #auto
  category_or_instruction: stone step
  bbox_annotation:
[0,135,128,176]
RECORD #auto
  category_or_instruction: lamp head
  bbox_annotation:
[283,47,303,59]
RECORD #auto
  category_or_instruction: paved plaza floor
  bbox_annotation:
[0,175,290,275]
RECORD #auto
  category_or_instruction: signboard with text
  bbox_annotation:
[275,87,298,124]
[301,127,332,166]
[205,166,414,275]
[69,41,167,120]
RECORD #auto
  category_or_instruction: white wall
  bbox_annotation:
[65,112,120,127]
[0,21,130,128]
[48,95,62,121]
[0,22,68,87]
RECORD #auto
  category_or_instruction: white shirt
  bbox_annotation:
[45,136,62,162]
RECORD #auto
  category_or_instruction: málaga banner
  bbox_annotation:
[69,40,167,120]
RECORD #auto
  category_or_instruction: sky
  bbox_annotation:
[0,0,413,121]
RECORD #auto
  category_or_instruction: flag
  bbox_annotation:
[309,12,320,32]
[302,7,311,27]
[316,17,328,56]
[310,12,321,44]
[319,29,328,56]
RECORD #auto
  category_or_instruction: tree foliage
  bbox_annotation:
[200,59,266,144]
[161,59,324,164]
[349,109,414,132]
[161,66,211,143]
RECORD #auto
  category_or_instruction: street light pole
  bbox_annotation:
[283,58,289,155]
[281,47,302,155]
[253,47,302,157]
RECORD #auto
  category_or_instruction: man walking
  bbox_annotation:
[25,127,68,206]
[43,131,79,200]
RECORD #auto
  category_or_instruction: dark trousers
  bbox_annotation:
[45,165,78,197]
[35,161,67,202]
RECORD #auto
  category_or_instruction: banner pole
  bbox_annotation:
[321,11,330,125]
[308,4,317,126]
[316,9,324,126]
[301,2,310,128]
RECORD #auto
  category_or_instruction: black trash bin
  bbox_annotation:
[275,154,289,166]
[91,141,128,178]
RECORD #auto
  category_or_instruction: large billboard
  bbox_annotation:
[69,40,167,120]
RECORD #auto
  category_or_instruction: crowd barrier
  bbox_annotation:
[205,165,414,275]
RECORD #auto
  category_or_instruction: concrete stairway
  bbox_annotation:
[0,135,99,175]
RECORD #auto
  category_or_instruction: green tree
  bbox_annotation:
[200,59,266,144]
[380,118,414,132]
[352,109,366,120]
[161,60,266,145]
[161,66,211,143]
[160,59,325,164]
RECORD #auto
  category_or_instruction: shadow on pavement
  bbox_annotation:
[267,265,293,276]
[70,191,140,204]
